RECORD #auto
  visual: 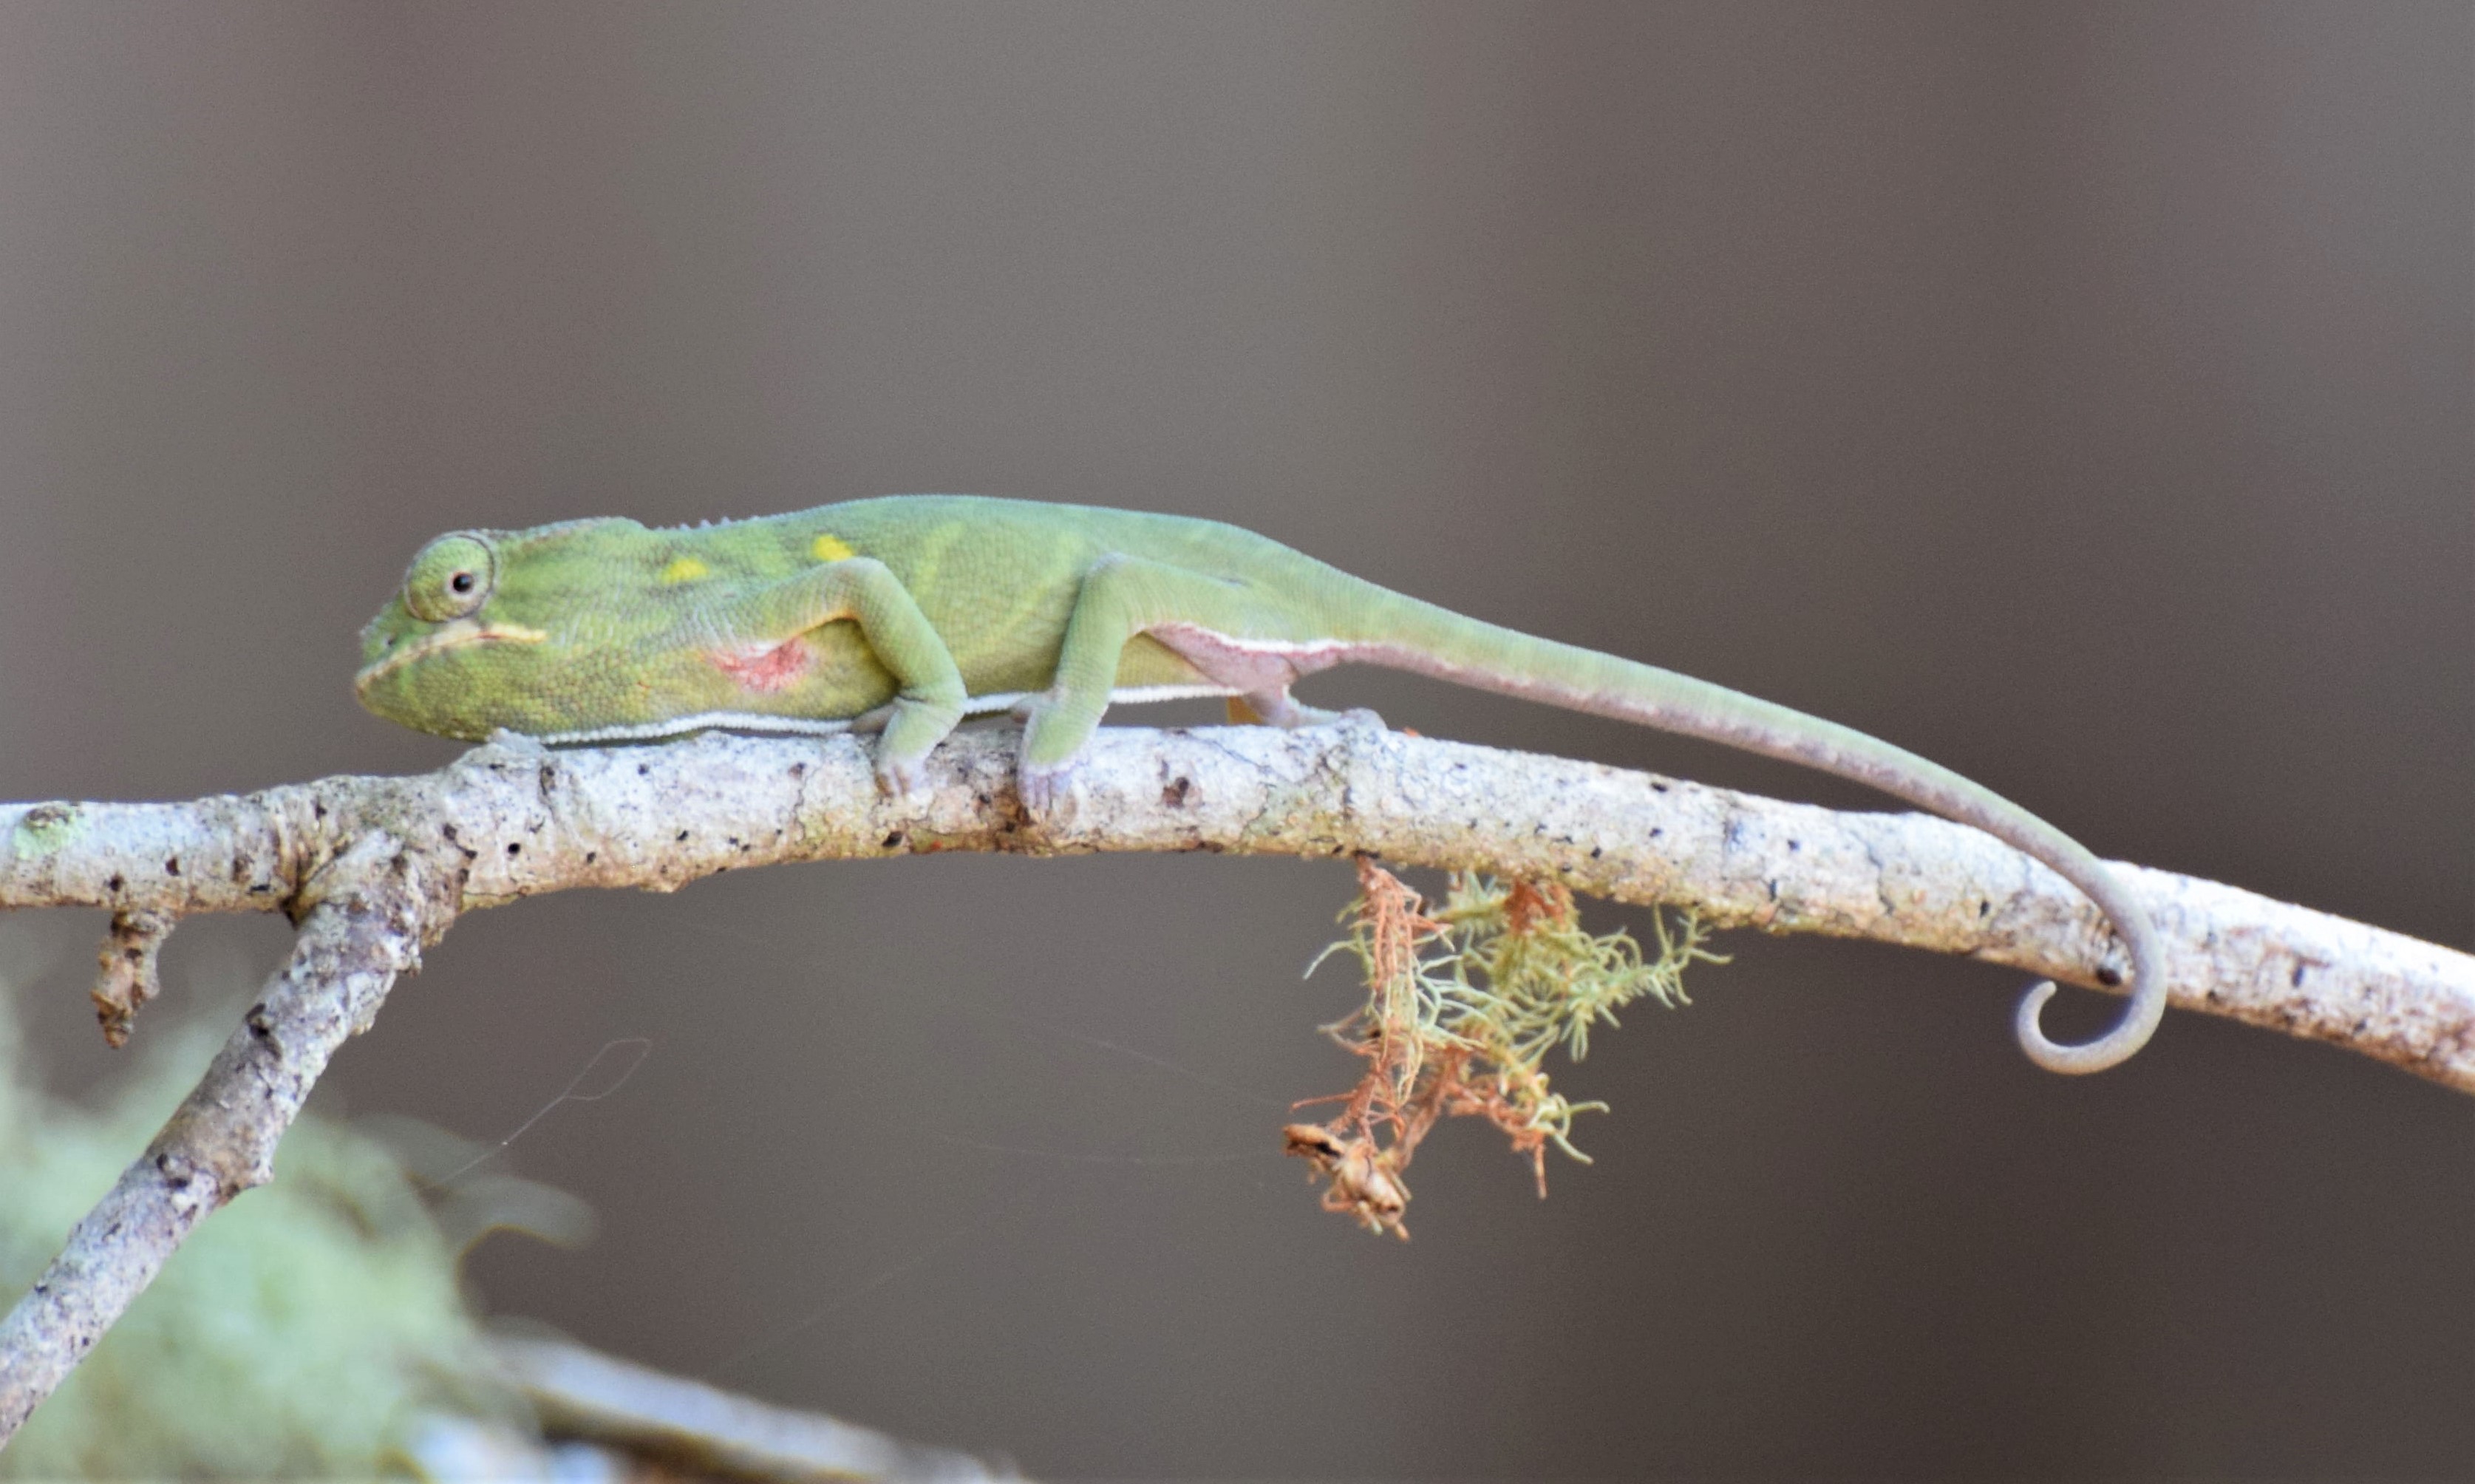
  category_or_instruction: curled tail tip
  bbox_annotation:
[2013,974,2165,1075]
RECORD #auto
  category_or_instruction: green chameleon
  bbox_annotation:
[355,494,2164,1074]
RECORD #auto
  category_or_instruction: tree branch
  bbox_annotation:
[1,724,2469,1441]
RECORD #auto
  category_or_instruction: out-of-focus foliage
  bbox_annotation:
[0,961,997,1482]
[0,984,518,1480]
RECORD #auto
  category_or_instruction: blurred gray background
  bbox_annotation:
[1,1,2468,1477]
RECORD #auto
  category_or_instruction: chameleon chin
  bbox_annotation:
[358,494,2165,1075]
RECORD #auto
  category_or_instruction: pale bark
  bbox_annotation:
[1,724,2469,1443]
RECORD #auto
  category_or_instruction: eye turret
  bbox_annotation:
[402,533,497,622]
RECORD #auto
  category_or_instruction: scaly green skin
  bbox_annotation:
[357,495,2165,1074]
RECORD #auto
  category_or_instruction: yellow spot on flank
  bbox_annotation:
[658,556,710,584]
[811,533,857,563]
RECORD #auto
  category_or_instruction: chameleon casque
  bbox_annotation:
[356,494,2164,1074]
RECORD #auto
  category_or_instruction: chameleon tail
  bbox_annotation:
[1346,595,2168,1073]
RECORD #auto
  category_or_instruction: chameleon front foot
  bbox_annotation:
[871,694,966,806]
[871,746,933,806]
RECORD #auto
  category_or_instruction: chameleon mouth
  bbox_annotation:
[353,619,551,692]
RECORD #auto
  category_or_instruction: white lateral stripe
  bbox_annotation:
[534,685,1239,746]
[959,684,1237,715]
[539,712,858,745]
[1106,684,1242,704]
[1158,635,1349,658]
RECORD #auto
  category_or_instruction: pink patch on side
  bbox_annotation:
[710,637,811,694]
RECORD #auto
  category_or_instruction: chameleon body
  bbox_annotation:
[357,494,2165,1074]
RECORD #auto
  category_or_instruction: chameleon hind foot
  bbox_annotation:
[1018,751,1105,823]
[1016,760,1067,817]
[1010,697,1075,817]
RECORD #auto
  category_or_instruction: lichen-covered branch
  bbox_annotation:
[1,723,2470,1442]
[6,724,2468,1079]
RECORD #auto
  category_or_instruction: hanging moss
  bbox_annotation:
[1287,862,1726,1238]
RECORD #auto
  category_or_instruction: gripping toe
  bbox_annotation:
[873,746,933,806]
[1016,761,1072,816]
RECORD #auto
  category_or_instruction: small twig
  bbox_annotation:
[0,724,2468,1443]
[491,1332,1012,1480]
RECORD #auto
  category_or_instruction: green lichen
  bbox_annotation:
[0,988,521,1479]
[8,804,81,860]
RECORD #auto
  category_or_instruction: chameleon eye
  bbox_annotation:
[402,533,498,622]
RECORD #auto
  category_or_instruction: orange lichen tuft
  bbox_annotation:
[1502,878,1572,938]
[1287,860,1724,1236]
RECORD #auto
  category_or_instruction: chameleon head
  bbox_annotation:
[355,518,667,740]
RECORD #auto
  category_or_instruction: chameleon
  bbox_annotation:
[355,494,2165,1074]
